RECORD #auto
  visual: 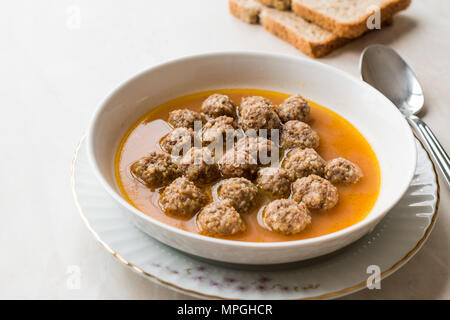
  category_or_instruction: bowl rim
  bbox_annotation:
[87,51,417,248]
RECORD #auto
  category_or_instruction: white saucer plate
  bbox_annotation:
[72,138,439,299]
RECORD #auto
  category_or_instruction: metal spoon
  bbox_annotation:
[360,44,450,188]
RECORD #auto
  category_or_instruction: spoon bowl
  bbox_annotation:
[360,45,424,116]
[360,44,450,188]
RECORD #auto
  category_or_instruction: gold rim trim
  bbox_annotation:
[72,136,440,300]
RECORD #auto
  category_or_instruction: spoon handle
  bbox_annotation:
[407,115,450,188]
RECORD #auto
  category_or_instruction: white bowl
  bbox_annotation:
[87,52,416,265]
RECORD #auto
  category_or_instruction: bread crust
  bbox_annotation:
[292,0,410,38]
[261,12,349,58]
[229,0,262,24]
[257,0,291,11]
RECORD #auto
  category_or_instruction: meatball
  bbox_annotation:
[276,94,310,123]
[201,116,237,144]
[280,120,319,149]
[130,152,180,188]
[159,177,208,217]
[325,158,363,184]
[179,147,220,184]
[218,177,258,213]
[292,175,339,210]
[241,96,273,110]
[219,149,259,179]
[240,96,281,133]
[282,148,325,179]
[256,167,293,198]
[197,200,246,236]
[201,94,236,118]
[235,136,278,165]
[168,109,205,130]
[160,127,196,156]
[262,199,311,235]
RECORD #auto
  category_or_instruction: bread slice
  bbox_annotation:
[260,8,349,58]
[291,0,410,38]
[229,0,394,58]
[257,0,291,11]
[229,0,264,24]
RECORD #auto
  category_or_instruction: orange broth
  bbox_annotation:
[115,89,380,242]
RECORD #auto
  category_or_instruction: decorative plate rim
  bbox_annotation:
[71,135,440,300]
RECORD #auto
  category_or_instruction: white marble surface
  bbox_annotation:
[0,0,448,299]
